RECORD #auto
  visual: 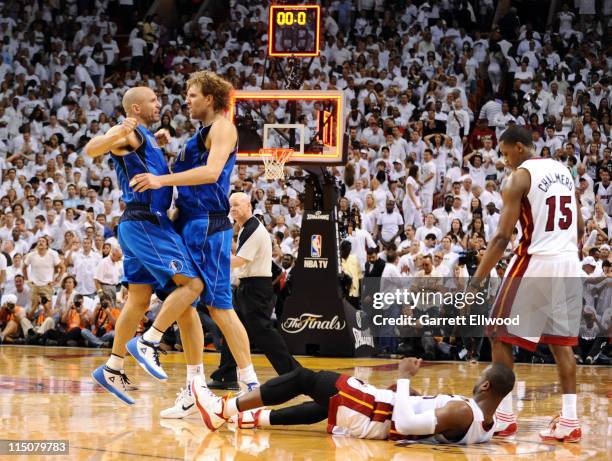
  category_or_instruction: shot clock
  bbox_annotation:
[268,4,321,57]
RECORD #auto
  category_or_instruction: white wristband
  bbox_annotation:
[397,378,411,395]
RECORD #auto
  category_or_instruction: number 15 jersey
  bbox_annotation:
[515,158,578,257]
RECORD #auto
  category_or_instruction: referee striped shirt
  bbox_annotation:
[236,216,272,278]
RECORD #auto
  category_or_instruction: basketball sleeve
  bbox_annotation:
[392,379,437,436]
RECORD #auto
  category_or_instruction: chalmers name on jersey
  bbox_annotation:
[515,158,579,256]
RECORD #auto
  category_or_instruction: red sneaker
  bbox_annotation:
[539,415,581,442]
[494,412,518,437]
[237,409,263,429]
[191,376,230,431]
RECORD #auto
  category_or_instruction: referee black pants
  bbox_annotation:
[212,277,300,381]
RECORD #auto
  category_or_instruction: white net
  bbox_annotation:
[261,148,293,180]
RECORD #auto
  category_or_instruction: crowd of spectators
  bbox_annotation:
[0,1,610,364]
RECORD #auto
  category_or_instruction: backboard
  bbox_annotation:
[229,90,346,166]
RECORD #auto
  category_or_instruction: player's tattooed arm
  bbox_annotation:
[472,169,530,279]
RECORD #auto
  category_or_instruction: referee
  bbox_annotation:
[224,192,300,376]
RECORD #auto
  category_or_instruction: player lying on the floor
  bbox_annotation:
[191,358,515,444]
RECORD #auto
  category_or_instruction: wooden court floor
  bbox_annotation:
[0,346,610,461]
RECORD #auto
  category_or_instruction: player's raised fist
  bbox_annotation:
[117,117,138,137]
[399,357,422,378]
[154,128,171,146]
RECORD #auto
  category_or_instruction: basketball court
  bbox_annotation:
[0,346,609,460]
[1,4,608,461]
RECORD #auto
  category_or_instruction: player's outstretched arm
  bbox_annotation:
[472,169,530,281]
[394,357,473,438]
[130,120,237,191]
[397,358,422,395]
[84,117,138,158]
[394,358,440,436]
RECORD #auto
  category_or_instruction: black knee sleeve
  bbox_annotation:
[260,368,341,408]
[260,368,313,405]
[270,402,329,426]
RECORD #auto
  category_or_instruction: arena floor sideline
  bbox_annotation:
[0,346,609,460]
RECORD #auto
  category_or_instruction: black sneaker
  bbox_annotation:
[598,354,611,365]
[25,330,41,345]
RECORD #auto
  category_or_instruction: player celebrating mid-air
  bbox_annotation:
[86,87,206,407]
[130,71,260,415]
[471,125,584,442]
[190,357,514,445]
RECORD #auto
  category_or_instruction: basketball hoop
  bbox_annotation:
[260,147,293,180]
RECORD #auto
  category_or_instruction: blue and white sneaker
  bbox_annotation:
[126,336,168,381]
[237,381,260,397]
[91,365,135,406]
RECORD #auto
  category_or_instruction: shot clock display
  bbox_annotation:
[268,5,321,57]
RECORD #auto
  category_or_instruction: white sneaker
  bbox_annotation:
[91,365,135,406]
[160,386,197,419]
[539,415,582,442]
[126,336,168,381]
[237,380,260,397]
[236,408,264,429]
[494,411,518,437]
[190,375,229,431]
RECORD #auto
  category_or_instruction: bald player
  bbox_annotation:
[86,87,206,408]
[130,72,262,405]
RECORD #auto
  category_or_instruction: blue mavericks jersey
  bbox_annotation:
[173,123,236,215]
[110,125,172,213]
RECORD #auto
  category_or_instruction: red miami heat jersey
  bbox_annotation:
[515,158,579,256]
